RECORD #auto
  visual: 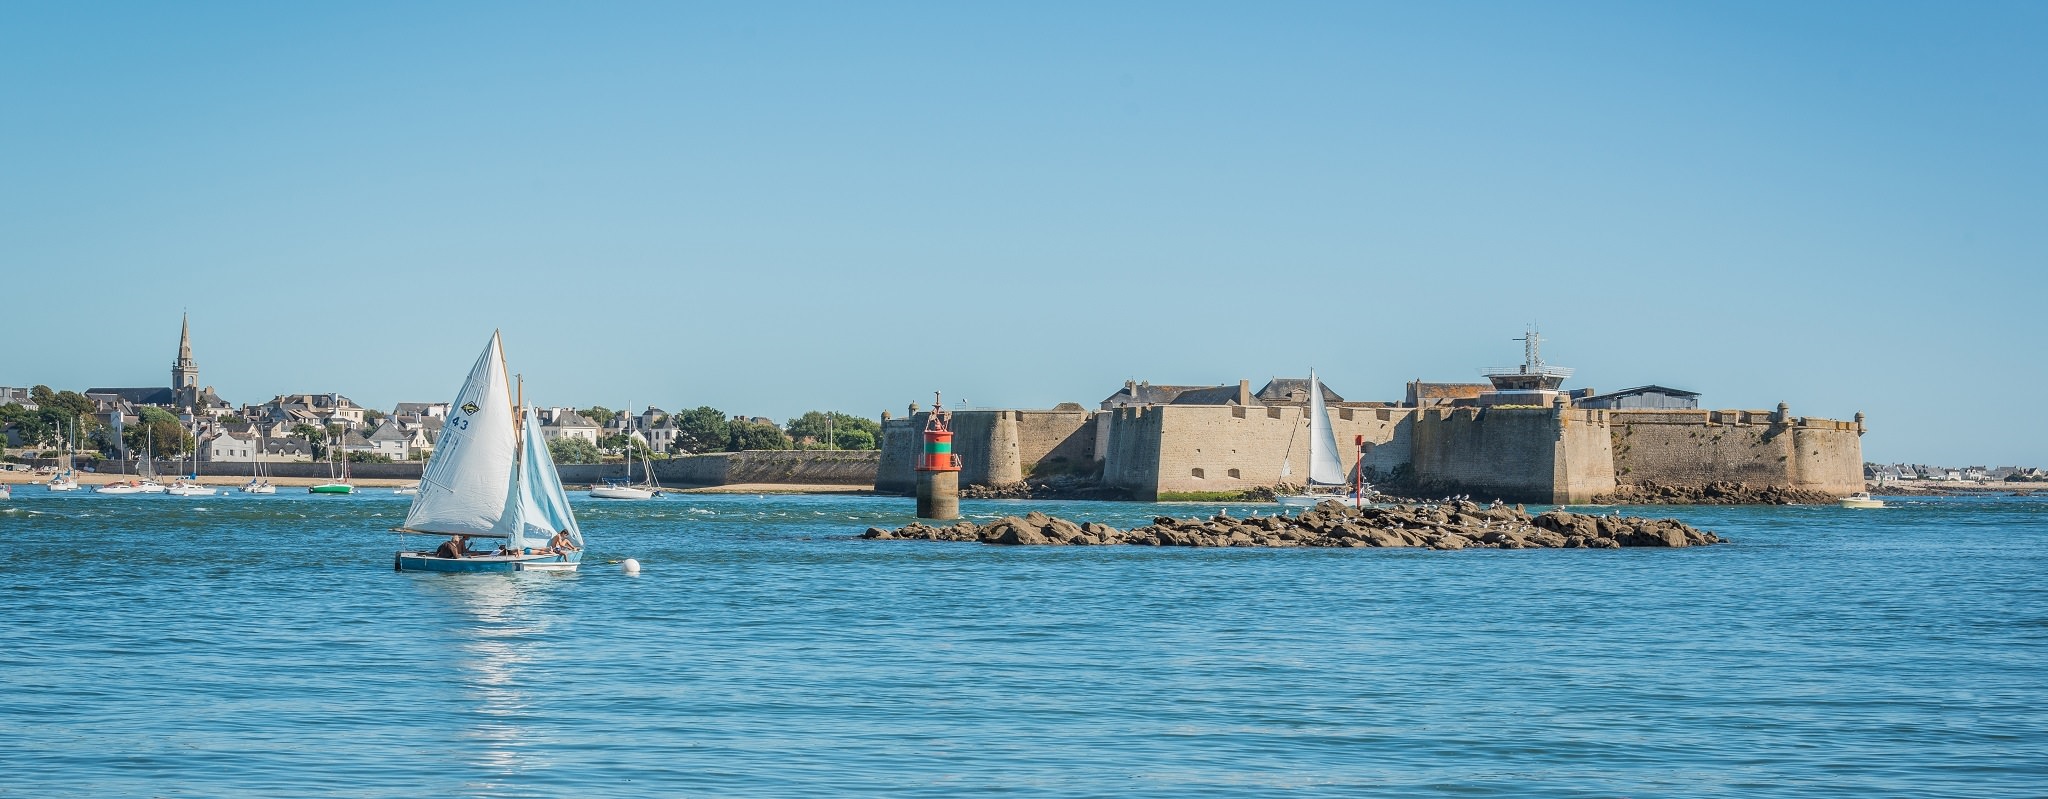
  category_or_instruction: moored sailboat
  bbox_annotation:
[243,432,275,494]
[46,418,81,492]
[309,428,354,494]
[1276,369,1365,507]
[393,332,583,573]
[98,425,167,494]
[167,416,218,496]
[590,418,660,500]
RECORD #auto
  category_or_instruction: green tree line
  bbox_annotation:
[547,406,885,462]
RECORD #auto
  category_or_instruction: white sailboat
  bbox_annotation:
[393,332,584,573]
[242,430,276,494]
[167,417,218,496]
[590,414,660,500]
[98,424,167,494]
[45,418,81,492]
[1276,369,1359,507]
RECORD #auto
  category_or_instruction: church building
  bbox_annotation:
[86,314,231,419]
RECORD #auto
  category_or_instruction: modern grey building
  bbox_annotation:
[1575,385,1701,410]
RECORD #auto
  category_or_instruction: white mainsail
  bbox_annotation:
[403,333,518,535]
[1307,369,1346,487]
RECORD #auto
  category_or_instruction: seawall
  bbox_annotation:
[559,450,879,487]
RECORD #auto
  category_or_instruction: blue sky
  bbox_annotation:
[2,2,2042,465]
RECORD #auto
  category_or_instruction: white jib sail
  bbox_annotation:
[1307,369,1346,487]
[517,405,582,549]
[403,332,518,535]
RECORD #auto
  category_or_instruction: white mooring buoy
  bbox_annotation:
[621,558,641,575]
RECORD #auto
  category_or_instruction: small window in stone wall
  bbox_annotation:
[1191,468,1205,479]
[1227,468,1241,479]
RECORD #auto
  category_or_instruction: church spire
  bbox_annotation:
[172,313,198,394]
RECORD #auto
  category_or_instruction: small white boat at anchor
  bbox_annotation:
[1275,369,1366,507]
[243,436,276,493]
[97,479,167,495]
[46,419,82,491]
[589,408,661,500]
[393,332,584,573]
[1839,492,1885,509]
[166,481,219,497]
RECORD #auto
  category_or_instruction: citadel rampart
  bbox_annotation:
[1100,404,1411,500]
[1408,406,1616,504]
[878,399,1864,505]
[1607,408,1864,495]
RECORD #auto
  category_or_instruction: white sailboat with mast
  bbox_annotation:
[98,423,167,494]
[242,429,275,494]
[1276,369,1361,507]
[393,332,584,573]
[45,417,81,492]
[167,415,218,496]
[590,404,660,500]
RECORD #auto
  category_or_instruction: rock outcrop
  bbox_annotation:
[1594,480,1839,505]
[958,475,1130,501]
[862,501,1724,549]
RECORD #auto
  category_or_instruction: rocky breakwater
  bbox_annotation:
[862,501,1725,550]
[1595,480,1838,505]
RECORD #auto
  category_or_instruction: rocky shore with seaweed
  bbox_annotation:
[863,500,1724,550]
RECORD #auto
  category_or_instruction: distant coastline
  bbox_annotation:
[1875,479,2039,497]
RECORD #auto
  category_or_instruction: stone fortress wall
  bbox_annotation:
[877,395,1865,504]
[1099,403,1413,499]
[1407,406,1618,504]
[878,408,1096,493]
[1606,407,1865,495]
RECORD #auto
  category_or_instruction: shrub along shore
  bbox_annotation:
[863,500,1725,550]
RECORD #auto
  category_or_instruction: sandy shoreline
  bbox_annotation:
[0,471,416,488]
[0,471,873,495]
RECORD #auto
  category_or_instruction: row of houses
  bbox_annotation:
[535,406,696,453]
[1868,464,2046,483]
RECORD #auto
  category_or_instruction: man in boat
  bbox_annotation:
[434,534,468,559]
[547,529,578,554]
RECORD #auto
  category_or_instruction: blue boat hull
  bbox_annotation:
[395,550,582,573]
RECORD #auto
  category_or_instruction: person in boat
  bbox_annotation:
[547,529,578,554]
[434,534,468,559]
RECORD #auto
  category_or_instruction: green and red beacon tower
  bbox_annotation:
[915,392,962,520]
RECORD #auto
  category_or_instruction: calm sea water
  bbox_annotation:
[1,490,2043,797]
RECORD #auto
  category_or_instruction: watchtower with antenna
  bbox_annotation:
[1479,327,1575,406]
